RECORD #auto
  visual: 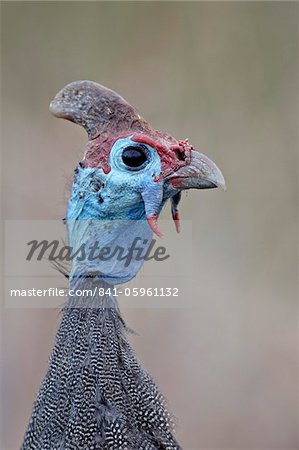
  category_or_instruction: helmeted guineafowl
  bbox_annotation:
[21,81,225,450]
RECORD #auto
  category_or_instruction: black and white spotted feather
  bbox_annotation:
[21,278,181,450]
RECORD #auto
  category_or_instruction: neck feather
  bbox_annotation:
[21,276,181,449]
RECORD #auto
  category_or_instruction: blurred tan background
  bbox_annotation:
[1,2,298,449]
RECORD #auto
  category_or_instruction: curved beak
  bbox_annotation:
[167,150,226,191]
[143,150,226,238]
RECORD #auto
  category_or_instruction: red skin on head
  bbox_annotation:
[82,131,192,179]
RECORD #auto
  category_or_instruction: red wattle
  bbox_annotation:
[146,214,163,238]
[172,210,180,234]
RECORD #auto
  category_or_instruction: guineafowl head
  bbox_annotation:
[50,81,225,283]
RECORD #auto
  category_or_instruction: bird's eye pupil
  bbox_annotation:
[122,146,147,168]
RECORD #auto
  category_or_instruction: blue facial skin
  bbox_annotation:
[66,137,171,284]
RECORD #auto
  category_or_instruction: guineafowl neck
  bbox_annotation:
[67,274,118,309]
[21,274,181,449]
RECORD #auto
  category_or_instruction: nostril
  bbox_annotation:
[176,149,186,161]
[171,145,186,161]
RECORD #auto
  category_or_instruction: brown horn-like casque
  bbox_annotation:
[49,80,151,140]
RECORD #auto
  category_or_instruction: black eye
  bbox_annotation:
[122,146,148,169]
